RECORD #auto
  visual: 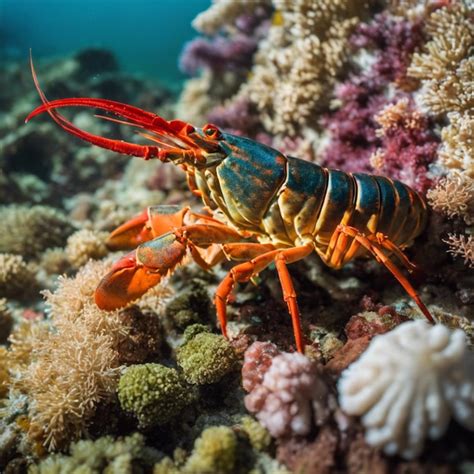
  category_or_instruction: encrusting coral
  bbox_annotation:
[242,342,330,438]
[118,363,195,428]
[0,205,74,258]
[176,330,237,385]
[338,320,474,459]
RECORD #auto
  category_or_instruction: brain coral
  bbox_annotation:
[0,205,75,258]
[118,363,195,428]
[338,320,474,459]
[176,331,237,385]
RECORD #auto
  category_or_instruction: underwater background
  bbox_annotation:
[1,0,209,87]
[0,0,473,473]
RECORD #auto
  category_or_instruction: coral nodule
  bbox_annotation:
[118,363,195,428]
[176,331,237,385]
[338,320,474,459]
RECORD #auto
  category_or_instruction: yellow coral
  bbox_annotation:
[65,229,108,268]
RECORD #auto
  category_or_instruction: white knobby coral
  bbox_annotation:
[338,320,474,459]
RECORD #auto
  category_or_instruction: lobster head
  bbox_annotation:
[25,57,229,169]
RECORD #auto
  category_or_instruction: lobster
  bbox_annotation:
[26,60,434,353]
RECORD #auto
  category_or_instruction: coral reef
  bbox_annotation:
[338,321,474,459]
[118,364,195,428]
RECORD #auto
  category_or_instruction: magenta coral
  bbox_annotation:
[179,35,258,76]
[321,14,437,192]
[242,342,328,438]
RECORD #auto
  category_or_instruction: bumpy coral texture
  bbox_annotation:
[118,363,194,428]
[29,433,160,473]
[338,321,474,459]
[65,229,108,268]
[184,426,237,474]
[0,253,37,299]
[243,342,328,438]
[0,205,75,258]
[176,332,237,385]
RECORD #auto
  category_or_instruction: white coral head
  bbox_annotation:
[338,320,474,460]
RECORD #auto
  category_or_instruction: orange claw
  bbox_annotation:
[95,251,162,311]
[106,209,153,251]
[96,233,188,311]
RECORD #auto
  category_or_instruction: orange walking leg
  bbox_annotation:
[336,225,435,324]
[274,245,313,353]
[215,247,280,339]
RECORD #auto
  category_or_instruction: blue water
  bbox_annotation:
[1,0,209,88]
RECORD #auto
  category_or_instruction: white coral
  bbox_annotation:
[338,321,474,459]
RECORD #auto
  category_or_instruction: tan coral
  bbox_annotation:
[241,0,370,136]
[443,233,474,268]
[438,112,474,178]
[193,0,271,35]
[427,173,474,225]
[0,205,75,258]
[65,229,108,268]
[0,253,37,299]
[19,260,130,450]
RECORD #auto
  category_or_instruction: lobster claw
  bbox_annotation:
[106,209,153,251]
[95,233,187,311]
[106,205,190,251]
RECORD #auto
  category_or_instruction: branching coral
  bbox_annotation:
[338,321,474,459]
[0,205,75,258]
[18,260,129,450]
[427,172,474,225]
[242,0,370,136]
[443,233,474,269]
[118,364,194,428]
[242,342,329,438]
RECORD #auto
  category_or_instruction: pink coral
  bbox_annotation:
[242,342,328,438]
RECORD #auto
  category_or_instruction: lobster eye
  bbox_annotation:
[203,124,222,139]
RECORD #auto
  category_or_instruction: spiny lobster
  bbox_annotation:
[26,60,434,353]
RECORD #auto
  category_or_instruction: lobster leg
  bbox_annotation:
[331,225,435,324]
[215,244,312,353]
